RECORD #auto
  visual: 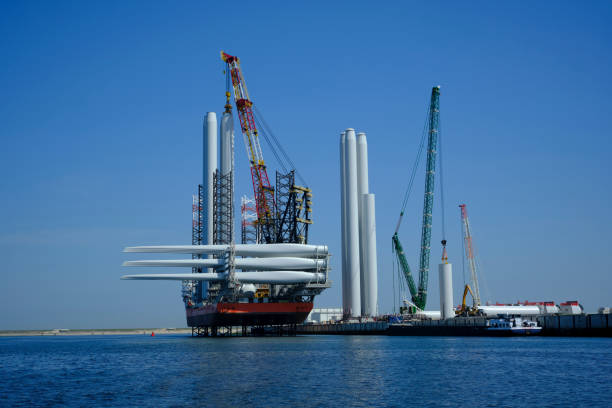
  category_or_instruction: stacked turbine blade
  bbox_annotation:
[123,256,326,270]
[121,243,329,285]
[123,244,328,258]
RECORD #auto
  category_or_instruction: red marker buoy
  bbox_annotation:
[151,332,155,337]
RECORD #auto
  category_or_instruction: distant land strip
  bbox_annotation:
[0,328,192,337]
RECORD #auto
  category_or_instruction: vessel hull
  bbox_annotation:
[186,302,313,327]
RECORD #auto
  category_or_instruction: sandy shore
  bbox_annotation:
[0,328,193,337]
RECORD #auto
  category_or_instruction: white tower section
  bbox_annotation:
[339,131,349,315]
[344,128,361,317]
[220,112,234,177]
[203,112,217,247]
[438,263,454,319]
[220,111,235,243]
[362,193,378,316]
[356,132,369,315]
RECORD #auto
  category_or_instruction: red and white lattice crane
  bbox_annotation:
[221,51,276,243]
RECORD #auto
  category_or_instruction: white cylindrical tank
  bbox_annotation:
[539,304,560,314]
[362,193,378,317]
[340,131,349,315]
[240,283,256,295]
[415,311,441,320]
[356,132,369,315]
[344,128,361,317]
[220,111,234,176]
[477,305,541,317]
[559,302,584,315]
[203,112,217,246]
[438,263,454,319]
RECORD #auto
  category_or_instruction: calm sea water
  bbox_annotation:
[1,335,610,407]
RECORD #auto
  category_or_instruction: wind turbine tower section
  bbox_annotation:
[340,128,378,318]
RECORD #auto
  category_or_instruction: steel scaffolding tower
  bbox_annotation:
[292,184,312,244]
[185,185,204,304]
[241,196,258,244]
[275,170,312,244]
[275,171,295,243]
[213,170,234,245]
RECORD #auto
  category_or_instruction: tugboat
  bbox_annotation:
[486,317,542,336]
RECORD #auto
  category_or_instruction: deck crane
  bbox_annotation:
[459,204,482,306]
[392,86,442,312]
[221,51,277,243]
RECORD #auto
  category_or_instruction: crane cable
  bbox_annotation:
[392,242,396,314]
[223,63,307,187]
[254,114,287,174]
[461,215,466,286]
[394,101,430,234]
[225,65,231,99]
[438,112,447,243]
[253,106,308,187]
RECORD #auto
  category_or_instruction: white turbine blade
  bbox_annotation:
[123,244,328,258]
[123,245,227,254]
[123,257,326,270]
[236,271,325,284]
[120,271,325,284]
[235,257,326,270]
[122,259,222,267]
[121,273,226,281]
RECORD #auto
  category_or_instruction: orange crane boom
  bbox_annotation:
[459,204,482,306]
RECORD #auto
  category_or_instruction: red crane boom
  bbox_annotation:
[221,51,276,242]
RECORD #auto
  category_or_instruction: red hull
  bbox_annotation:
[186,302,313,327]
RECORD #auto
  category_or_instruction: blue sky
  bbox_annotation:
[1,1,610,329]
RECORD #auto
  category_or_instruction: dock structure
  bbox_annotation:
[537,314,612,337]
[295,314,612,337]
[297,321,388,335]
[388,317,490,336]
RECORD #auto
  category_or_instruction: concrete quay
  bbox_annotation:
[297,321,388,335]
[297,314,612,337]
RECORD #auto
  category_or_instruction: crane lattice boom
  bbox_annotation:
[221,51,276,243]
[392,86,440,311]
[459,204,482,306]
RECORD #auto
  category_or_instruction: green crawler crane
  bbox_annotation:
[392,86,441,312]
